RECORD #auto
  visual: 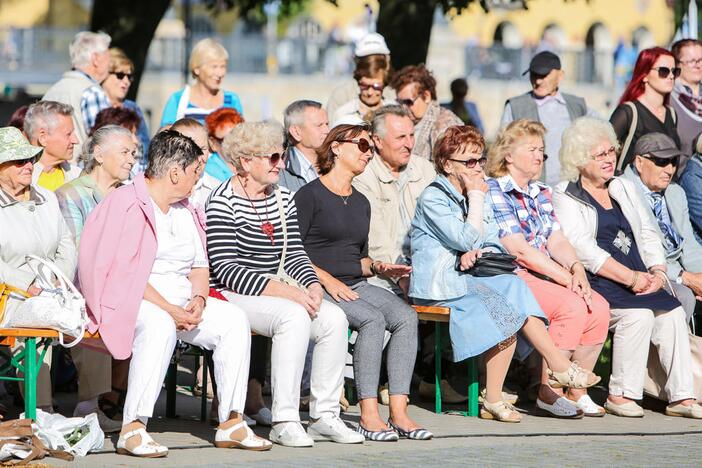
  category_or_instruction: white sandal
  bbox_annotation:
[547,362,600,389]
[214,421,273,451]
[116,428,168,458]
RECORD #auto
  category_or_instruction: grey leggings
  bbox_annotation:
[324,280,418,400]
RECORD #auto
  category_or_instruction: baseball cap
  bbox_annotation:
[354,33,391,57]
[634,132,683,159]
[522,51,561,76]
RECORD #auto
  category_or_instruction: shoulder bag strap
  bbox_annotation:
[669,105,678,125]
[617,101,638,174]
[428,182,468,220]
[274,188,288,276]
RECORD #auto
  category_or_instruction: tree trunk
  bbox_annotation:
[90,0,172,100]
[376,0,438,70]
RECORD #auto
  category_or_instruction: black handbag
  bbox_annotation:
[455,252,518,277]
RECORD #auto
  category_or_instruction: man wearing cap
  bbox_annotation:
[501,51,597,186]
[622,132,702,322]
[326,33,395,120]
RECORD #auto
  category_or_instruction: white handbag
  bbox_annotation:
[1,255,89,348]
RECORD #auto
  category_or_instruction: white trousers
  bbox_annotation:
[122,297,251,426]
[221,291,348,422]
[609,306,694,401]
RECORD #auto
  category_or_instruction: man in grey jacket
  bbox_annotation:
[622,132,702,323]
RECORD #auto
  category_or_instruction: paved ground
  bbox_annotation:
[18,384,702,467]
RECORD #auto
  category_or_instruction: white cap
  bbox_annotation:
[331,113,367,129]
[354,33,391,57]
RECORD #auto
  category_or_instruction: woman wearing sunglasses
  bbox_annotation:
[553,117,702,419]
[331,56,391,124]
[295,123,432,441]
[101,48,150,165]
[411,125,601,423]
[206,121,362,447]
[610,47,682,172]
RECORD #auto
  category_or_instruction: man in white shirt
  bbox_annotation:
[279,100,329,192]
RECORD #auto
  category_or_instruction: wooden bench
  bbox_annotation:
[0,328,101,420]
[412,306,479,417]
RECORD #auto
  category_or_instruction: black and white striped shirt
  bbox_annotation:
[206,180,319,296]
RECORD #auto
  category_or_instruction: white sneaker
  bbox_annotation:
[74,406,121,434]
[269,421,314,447]
[307,416,365,444]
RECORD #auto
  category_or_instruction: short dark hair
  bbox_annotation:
[145,130,203,178]
[91,106,140,135]
[450,78,468,99]
[7,105,29,132]
[316,124,370,176]
[433,125,485,176]
[353,54,391,84]
[390,64,437,100]
[671,38,702,62]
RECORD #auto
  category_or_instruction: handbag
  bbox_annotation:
[264,189,306,291]
[459,252,518,277]
[0,255,89,348]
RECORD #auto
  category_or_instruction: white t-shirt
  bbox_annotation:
[148,199,207,302]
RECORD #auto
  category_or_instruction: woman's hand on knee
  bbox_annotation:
[321,276,359,303]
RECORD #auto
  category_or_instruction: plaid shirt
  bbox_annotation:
[54,175,104,245]
[487,175,560,255]
[80,85,111,134]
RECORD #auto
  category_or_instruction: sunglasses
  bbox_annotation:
[398,95,420,107]
[651,66,681,79]
[448,157,487,168]
[337,137,375,153]
[250,151,287,166]
[110,71,134,82]
[643,155,678,167]
[11,155,40,166]
[359,82,384,91]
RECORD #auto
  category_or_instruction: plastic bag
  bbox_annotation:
[27,409,104,457]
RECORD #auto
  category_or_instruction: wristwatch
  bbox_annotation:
[676,272,684,285]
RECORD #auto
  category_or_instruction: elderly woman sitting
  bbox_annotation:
[79,130,265,457]
[410,125,600,423]
[552,117,702,419]
[206,121,361,447]
[0,126,76,417]
[486,119,610,418]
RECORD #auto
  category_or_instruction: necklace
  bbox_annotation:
[237,177,275,244]
[339,194,351,205]
[321,176,352,205]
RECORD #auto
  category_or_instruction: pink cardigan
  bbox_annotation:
[78,174,207,359]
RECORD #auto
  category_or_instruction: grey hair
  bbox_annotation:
[70,31,111,69]
[559,117,620,182]
[145,130,203,178]
[283,100,322,144]
[24,101,74,141]
[371,104,412,139]
[221,120,285,174]
[80,125,134,173]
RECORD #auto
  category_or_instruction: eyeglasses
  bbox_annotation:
[651,66,681,79]
[680,58,702,67]
[337,137,375,153]
[110,71,134,82]
[359,82,384,92]
[398,95,421,107]
[643,155,678,167]
[590,146,617,161]
[251,152,287,166]
[448,157,487,168]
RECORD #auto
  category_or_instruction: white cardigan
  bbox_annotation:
[552,177,666,274]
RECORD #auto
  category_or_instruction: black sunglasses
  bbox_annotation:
[398,95,420,107]
[448,157,487,168]
[651,66,681,79]
[643,155,678,167]
[111,71,134,82]
[359,82,384,91]
[337,137,375,153]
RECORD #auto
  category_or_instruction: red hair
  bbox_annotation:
[618,47,674,105]
[205,107,244,136]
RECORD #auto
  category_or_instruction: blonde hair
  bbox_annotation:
[221,121,284,174]
[486,119,546,177]
[189,38,229,78]
[559,117,620,182]
[109,47,134,73]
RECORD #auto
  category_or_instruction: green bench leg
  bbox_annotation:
[467,356,479,417]
[24,337,37,420]
[434,320,479,417]
[434,321,442,414]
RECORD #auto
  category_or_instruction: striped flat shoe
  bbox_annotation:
[355,424,399,442]
[387,419,433,440]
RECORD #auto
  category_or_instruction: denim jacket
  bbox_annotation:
[409,175,504,301]
[680,154,702,244]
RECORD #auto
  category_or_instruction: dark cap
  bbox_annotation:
[634,132,683,159]
[522,51,561,76]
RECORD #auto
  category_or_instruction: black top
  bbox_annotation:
[610,100,681,172]
[584,190,680,311]
[294,178,371,286]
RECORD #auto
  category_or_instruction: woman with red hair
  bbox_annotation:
[610,47,682,172]
[204,107,244,181]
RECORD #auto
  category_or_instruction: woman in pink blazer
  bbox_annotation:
[79,130,269,457]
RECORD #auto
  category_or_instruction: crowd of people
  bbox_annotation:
[2,29,702,458]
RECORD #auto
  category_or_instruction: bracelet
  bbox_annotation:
[569,261,583,274]
[628,271,639,289]
[369,260,382,276]
[192,294,207,307]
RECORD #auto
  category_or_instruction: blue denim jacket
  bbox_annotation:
[680,154,702,244]
[409,175,504,301]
